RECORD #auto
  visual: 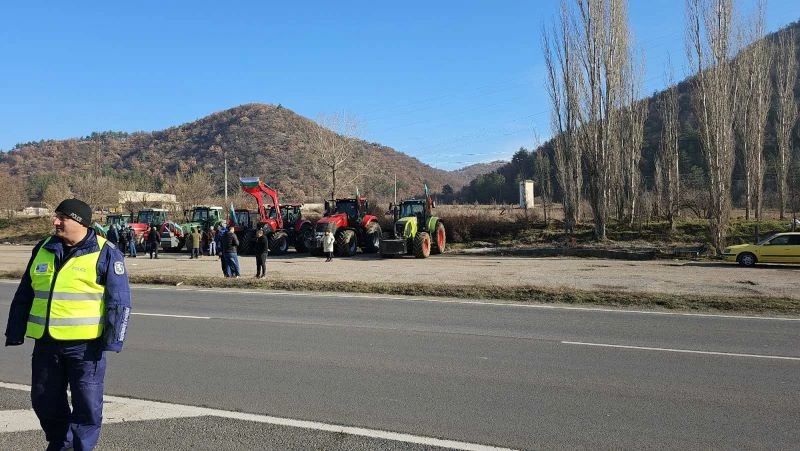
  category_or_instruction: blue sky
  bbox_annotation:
[0,1,797,170]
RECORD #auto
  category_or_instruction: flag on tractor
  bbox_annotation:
[424,184,432,212]
[228,202,238,227]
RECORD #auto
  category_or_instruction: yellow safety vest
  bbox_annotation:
[26,236,107,340]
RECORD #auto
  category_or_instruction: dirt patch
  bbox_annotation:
[1,244,798,304]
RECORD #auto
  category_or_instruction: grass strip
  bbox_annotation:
[2,272,797,316]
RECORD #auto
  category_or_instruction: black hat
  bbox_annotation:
[55,198,92,228]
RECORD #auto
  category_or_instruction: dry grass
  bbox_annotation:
[3,270,790,315]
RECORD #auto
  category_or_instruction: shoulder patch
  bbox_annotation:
[35,263,49,273]
[113,261,125,275]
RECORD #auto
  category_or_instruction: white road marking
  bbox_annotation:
[0,382,514,451]
[562,341,800,361]
[132,312,211,319]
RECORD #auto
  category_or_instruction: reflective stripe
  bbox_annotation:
[27,315,46,325]
[34,290,103,301]
[48,317,102,326]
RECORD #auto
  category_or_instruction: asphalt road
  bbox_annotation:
[1,282,798,450]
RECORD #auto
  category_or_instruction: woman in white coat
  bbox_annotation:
[322,230,335,262]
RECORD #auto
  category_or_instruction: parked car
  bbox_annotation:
[722,232,800,267]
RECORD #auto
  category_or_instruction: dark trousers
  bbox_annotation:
[148,242,158,259]
[191,247,200,259]
[255,252,268,277]
[32,339,106,451]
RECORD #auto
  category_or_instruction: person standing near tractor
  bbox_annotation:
[323,229,335,262]
[207,226,217,256]
[190,227,202,259]
[4,198,132,451]
[252,228,269,278]
[147,226,159,259]
[125,226,137,258]
[221,225,240,277]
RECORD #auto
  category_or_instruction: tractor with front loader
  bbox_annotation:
[237,177,314,255]
[379,187,446,258]
[312,194,382,257]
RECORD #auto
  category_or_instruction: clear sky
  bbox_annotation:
[0,1,797,171]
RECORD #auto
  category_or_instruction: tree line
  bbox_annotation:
[458,0,799,252]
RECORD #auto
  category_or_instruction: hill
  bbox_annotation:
[0,104,489,204]
[467,20,800,206]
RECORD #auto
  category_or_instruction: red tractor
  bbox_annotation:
[238,177,314,255]
[312,195,382,257]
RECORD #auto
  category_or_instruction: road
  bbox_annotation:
[1,282,798,450]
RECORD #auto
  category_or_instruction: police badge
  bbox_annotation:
[113,261,125,275]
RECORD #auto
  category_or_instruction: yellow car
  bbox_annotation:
[722,232,800,266]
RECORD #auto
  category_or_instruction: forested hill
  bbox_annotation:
[463,19,800,205]
[0,103,495,203]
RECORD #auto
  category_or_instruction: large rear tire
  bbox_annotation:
[336,229,358,257]
[431,222,446,254]
[239,230,255,255]
[295,224,313,253]
[269,231,289,255]
[413,232,431,258]
[363,222,381,253]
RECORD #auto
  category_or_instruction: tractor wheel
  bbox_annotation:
[269,231,289,255]
[363,222,381,253]
[295,224,313,253]
[239,230,255,255]
[413,232,431,258]
[336,229,358,257]
[431,222,446,255]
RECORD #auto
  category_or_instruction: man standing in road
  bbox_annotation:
[4,198,132,451]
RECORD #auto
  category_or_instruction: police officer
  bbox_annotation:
[4,198,132,451]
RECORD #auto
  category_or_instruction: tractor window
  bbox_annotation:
[400,203,424,218]
[191,210,209,222]
[336,201,358,219]
[268,207,277,219]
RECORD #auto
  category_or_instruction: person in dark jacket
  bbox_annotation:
[221,225,240,277]
[4,198,132,451]
[125,226,137,258]
[147,226,159,259]
[252,228,269,278]
[106,224,120,245]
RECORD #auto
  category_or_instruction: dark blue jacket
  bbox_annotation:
[4,229,132,352]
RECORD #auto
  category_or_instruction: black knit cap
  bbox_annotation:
[55,198,92,228]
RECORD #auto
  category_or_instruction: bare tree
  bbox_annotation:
[310,112,366,200]
[71,174,120,215]
[535,150,554,223]
[542,0,583,234]
[733,0,771,227]
[773,29,798,220]
[43,179,74,210]
[617,52,648,226]
[0,173,27,218]
[685,0,740,253]
[574,0,631,240]
[659,80,681,232]
[163,172,217,211]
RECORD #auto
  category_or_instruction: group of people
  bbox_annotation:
[105,223,138,258]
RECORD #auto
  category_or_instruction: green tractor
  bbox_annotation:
[161,206,224,252]
[379,187,446,258]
